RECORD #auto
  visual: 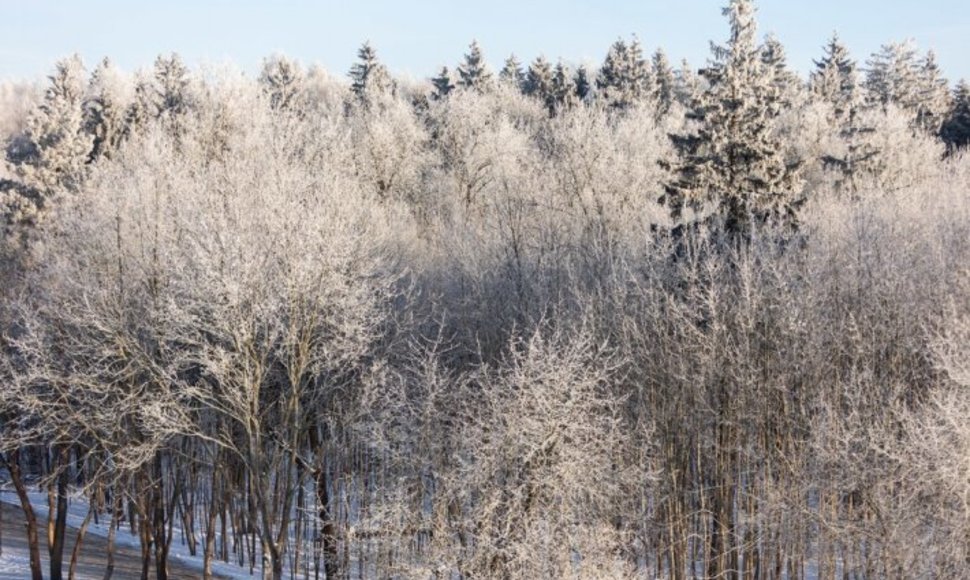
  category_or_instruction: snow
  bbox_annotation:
[0,488,313,579]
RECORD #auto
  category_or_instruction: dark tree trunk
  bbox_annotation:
[4,450,44,580]
[50,445,70,580]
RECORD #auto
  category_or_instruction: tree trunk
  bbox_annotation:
[4,450,44,580]
[68,501,96,580]
[50,446,70,580]
[103,488,122,580]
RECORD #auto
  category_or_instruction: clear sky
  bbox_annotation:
[1,0,967,84]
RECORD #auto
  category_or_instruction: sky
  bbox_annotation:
[0,0,967,84]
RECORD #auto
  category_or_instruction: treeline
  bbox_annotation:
[1,1,970,579]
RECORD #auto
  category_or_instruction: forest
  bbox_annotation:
[1,0,970,578]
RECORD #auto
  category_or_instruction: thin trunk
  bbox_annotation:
[50,446,70,580]
[103,488,122,580]
[4,450,44,580]
[68,501,96,580]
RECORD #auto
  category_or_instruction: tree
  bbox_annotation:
[349,42,394,101]
[597,37,650,109]
[523,55,555,110]
[83,57,128,162]
[499,54,525,90]
[431,66,455,101]
[915,50,951,134]
[651,48,677,116]
[259,54,304,112]
[810,33,861,121]
[457,40,493,92]
[153,53,192,121]
[865,41,922,116]
[761,34,801,103]
[664,0,803,240]
[550,62,578,114]
[573,65,592,102]
[941,80,970,151]
[7,55,91,210]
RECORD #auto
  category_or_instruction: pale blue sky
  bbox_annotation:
[1,1,967,83]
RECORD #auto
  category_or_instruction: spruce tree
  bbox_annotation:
[349,42,394,100]
[499,55,525,91]
[810,33,860,120]
[915,51,951,134]
[83,57,127,162]
[524,56,555,110]
[457,41,493,92]
[431,66,455,101]
[551,62,579,114]
[597,37,650,109]
[153,53,191,120]
[574,65,592,102]
[259,54,304,112]
[865,41,921,113]
[11,55,92,200]
[761,34,801,103]
[664,0,803,241]
[941,80,970,151]
[651,48,677,116]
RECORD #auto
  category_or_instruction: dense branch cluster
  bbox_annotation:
[2,1,970,579]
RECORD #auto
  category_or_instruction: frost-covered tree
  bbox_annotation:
[674,58,701,105]
[457,40,493,92]
[523,55,555,110]
[499,54,525,90]
[651,48,677,116]
[258,54,304,112]
[597,37,651,109]
[431,66,455,101]
[810,33,861,120]
[550,62,578,114]
[664,0,803,239]
[153,53,192,121]
[8,55,91,202]
[83,57,128,162]
[761,34,801,103]
[865,41,922,115]
[349,42,394,101]
[941,80,970,151]
[915,50,951,134]
[573,65,592,102]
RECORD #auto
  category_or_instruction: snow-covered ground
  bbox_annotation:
[0,488,314,579]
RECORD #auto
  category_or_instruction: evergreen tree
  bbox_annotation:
[597,37,650,109]
[123,75,156,137]
[551,62,579,114]
[664,0,802,240]
[83,57,127,162]
[651,48,677,115]
[810,33,860,120]
[153,53,191,120]
[259,54,304,112]
[524,55,555,110]
[499,55,525,91]
[941,80,970,151]
[574,65,592,102]
[10,55,92,199]
[865,41,921,112]
[431,66,455,101]
[349,42,394,100]
[674,59,701,106]
[915,50,951,134]
[457,40,493,92]
[761,34,801,102]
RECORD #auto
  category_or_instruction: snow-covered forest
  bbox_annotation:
[2,0,970,578]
